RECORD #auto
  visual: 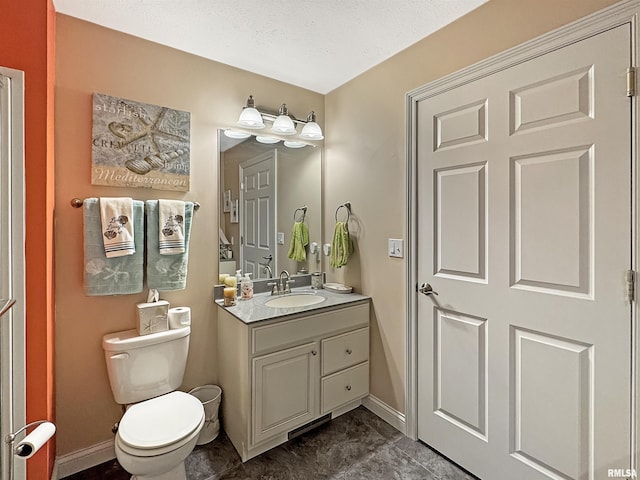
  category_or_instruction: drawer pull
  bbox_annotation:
[311,350,317,356]
[345,385,352,391]
[346,348,352,355]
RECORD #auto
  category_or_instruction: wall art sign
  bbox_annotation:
[91,93,191,191]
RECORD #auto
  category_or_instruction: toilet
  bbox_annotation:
[102,326,205,480]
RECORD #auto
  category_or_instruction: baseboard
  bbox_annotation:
[361,394,406,436]
[54,439,115,479]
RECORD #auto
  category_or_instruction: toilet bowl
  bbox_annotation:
[114,391,205,480]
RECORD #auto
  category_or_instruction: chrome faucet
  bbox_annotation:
[279,270,291,294]
[268,270,295,296]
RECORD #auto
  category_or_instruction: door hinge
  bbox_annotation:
[627,67,636,97]
[625,269,635,303]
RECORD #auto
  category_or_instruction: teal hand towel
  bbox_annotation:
[146,200,194,291]
[287,221,309,262]
[84,198,144,296]
[330,221,353,268]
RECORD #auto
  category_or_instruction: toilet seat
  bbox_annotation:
[117,391,204,456]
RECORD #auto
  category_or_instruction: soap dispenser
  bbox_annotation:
[240,273,254,300]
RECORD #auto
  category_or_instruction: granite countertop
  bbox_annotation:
[215,287,370,324]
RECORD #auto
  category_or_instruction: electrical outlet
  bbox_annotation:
[388,238,404,258]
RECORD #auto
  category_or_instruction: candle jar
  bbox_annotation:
[223,287,237,306]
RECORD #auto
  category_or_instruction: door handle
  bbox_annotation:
[419,283,438,296]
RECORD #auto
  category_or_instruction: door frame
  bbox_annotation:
[405,0,640,471]
[0,66,26,480]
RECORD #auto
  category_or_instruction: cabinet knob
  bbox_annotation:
[345,385,352,391]
[311,350,317,356]
[346,348,352,355]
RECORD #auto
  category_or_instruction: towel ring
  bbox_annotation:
[294,206,307,222]
[335,202,351,223]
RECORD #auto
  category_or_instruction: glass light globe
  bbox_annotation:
[300,121,324,140]
[237,107,265,129]
[271,115,296,135]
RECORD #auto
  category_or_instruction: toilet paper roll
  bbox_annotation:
[168,306,191,329]
[15,422,56,459]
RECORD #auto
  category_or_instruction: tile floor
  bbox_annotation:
[62,406,477,480]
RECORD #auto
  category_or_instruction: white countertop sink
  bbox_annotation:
[265,294,326,309]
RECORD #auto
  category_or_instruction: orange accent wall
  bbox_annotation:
[0,0,56,479]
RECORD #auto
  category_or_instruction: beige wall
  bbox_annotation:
[323,0,620,412]
[54,14,323,456]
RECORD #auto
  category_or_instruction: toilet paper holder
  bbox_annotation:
[4,420,56,480]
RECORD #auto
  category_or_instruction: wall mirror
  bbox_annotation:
[218,130,322,280]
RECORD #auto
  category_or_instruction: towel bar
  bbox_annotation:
[70,198,200,211]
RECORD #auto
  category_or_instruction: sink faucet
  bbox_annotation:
[279,270,290,294]
[268,270,296,296]
[280,270,296,294]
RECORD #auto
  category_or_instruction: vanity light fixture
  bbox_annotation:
[234,95,324,142]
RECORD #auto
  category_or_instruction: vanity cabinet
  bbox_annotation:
[252,342,319,445]
[217,301,369,461]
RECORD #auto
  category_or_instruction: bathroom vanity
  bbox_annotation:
[216,289,370,461]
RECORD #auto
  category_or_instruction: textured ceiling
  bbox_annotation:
[53,0,487,94]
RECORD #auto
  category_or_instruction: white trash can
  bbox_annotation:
[188,385,222,445]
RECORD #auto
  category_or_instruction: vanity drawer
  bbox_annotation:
[321,362,369,414]
[252,303,369,355]
[321,327,369,376]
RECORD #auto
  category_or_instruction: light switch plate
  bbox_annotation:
[388,238,404,258]
[277,232,285,245]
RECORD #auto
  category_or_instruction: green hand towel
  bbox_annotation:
[330,222,353,268]
[287,221,309,262]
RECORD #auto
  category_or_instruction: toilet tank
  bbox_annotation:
[102,326,191,404]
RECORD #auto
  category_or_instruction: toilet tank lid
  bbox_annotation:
[102,326,190,353]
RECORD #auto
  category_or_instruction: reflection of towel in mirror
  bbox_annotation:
[287,221,309,262]
[330,221,353,268]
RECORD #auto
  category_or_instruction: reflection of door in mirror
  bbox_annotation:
[240,151,276,279]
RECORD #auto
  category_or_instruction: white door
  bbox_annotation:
[417,25,631,480]
[0,68,26,480]
[240,151,276,279]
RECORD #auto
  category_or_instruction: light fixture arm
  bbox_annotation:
[248,101,315,127]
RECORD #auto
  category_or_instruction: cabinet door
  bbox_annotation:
[252,342,319,445]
